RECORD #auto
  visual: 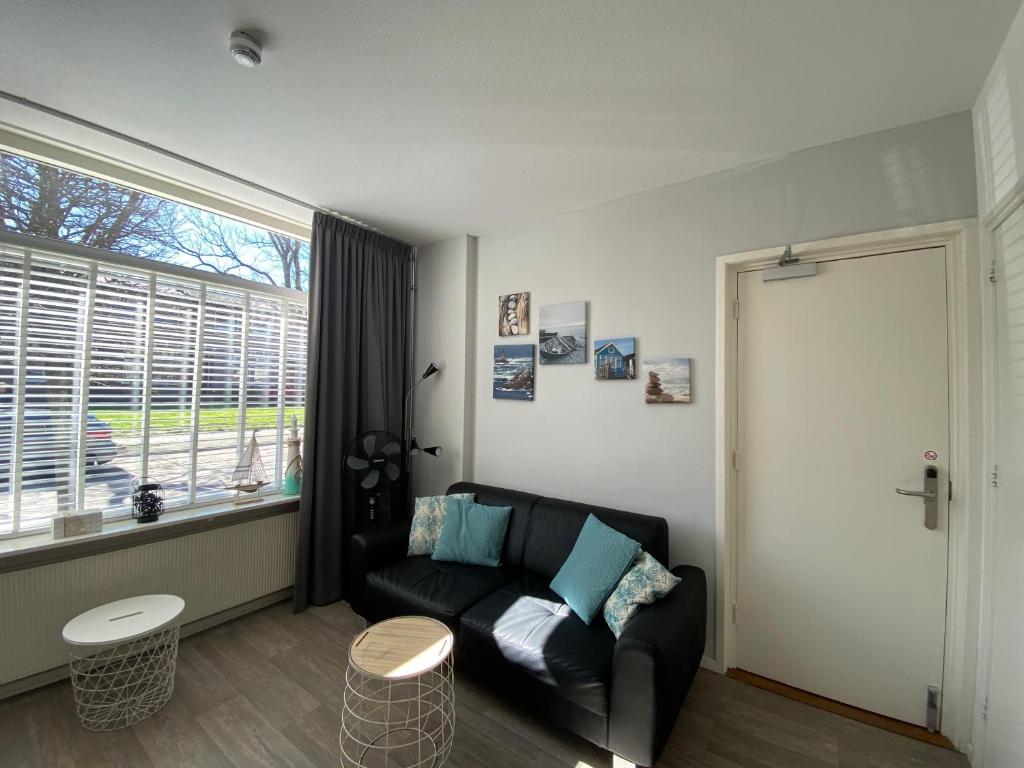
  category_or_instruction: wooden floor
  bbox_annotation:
[0,599,968,768]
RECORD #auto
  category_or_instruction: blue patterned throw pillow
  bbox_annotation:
[408,494,474,555]
[602,550,681,638]
[550,514,640,624]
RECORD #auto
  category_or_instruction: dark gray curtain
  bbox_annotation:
[294,213,411,611]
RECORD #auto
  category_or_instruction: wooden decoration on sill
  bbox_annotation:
[52,512,103,539]
[227,430,269,504]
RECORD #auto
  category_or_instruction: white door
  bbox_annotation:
[736,246,950,728]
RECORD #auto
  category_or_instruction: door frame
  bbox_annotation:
[713,219,981,749]
[970,184,1024,767]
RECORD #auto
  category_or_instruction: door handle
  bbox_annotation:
[894,488,936,499]
[895,465,938,530]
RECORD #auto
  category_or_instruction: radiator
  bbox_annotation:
[0,511,297,687]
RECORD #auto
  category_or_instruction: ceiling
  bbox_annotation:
[1,0,1020,244]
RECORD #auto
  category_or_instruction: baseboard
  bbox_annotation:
[178,588,293,640]
[700,654,725,674]
[962,740,975,765]
[0,588,293,701]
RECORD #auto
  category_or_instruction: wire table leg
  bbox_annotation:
[340,655,454,767]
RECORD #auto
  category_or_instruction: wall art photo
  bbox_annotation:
[498,292,530,336]
[493,344,535,400]
[539,301,587,365]
[643,357,692,403]
[594,337,636,380]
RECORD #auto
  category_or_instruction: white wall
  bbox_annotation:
[974,2,1024,219]
[410,236,477,498]
[469,112,978,656]
[973,3,1024,765]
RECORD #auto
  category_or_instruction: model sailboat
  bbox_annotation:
[228,429,269,503]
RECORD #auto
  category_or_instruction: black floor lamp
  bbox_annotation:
[405,362,443,460]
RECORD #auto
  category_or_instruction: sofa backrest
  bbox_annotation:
[523,496,669,579]
[446,481,541,570]
[447,482,669,578]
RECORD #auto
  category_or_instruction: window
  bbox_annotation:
[0,152,309,537]
[1,151,309,291]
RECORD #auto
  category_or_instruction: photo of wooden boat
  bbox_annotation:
[538,301,587,365]
[540,334,579,359]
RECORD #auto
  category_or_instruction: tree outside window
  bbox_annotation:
[0,151,309,290]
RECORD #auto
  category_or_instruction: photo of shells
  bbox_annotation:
[493,344,535,400]
[594,337,636,380]
[498,292,530,336]
[643,357,692,403]
[539,301,587,365]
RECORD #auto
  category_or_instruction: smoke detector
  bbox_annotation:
[229,31,262,68]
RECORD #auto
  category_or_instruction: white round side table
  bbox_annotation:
[340,616,455,768]
[62,594,185,731]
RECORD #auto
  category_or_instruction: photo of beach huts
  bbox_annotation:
[643,356,692,403]
[594,337,636,380]
[498,292,530,336]
[539,301,587,365]
[493,344,535,400]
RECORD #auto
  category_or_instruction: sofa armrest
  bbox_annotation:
[608,565,707,767]
[349,521,411,616]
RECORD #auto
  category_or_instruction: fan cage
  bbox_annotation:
[344,431,405,493]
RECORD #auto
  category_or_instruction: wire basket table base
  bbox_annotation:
[340,655,455,768]
[67,625,179,731]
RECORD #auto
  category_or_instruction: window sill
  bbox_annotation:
[0,495,300,574]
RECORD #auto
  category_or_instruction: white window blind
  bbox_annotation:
[0,236,308,537]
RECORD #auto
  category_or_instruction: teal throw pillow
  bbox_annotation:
[431,501,512,567]
[408,493,474,555]
[550,514,640,624]
[602,550,681,638]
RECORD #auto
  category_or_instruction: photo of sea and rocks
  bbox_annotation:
[539,301,587,365]
[493,344,535,400]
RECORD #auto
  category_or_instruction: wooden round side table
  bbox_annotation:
[62,594,184,731]
[340,616,455,768]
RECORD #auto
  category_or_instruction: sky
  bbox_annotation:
[539,301,586,332]
[495,344,533,359]
[644,357,691,387]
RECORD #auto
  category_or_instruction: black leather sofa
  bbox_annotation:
[350,482,707,767]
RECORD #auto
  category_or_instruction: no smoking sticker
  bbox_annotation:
[924,450,938,461]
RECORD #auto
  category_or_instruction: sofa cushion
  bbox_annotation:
[408,493,475,555]
[365,556,514,629]
[522,497,669,579]
[603,550,681,638]
[550,514,640,624]
[447,482,541,569]
[432,501,512,567]
[460,574,615,716]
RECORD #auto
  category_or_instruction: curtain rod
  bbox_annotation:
[0,89,414,247]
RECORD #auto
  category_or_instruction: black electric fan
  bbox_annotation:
[343,430,404,528]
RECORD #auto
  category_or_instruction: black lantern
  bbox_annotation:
[132,479,164,524]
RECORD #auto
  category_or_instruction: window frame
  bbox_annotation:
[0,229,309,539]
